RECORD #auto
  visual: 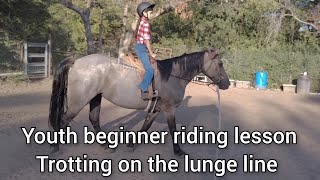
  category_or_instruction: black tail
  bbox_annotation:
[48,58,75,131]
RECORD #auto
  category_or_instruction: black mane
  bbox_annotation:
[156,50,205,82]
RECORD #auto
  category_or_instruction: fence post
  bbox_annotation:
[24,43,28,75]
[48,37,52,77]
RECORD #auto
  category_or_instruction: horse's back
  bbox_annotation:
[66,54,148,109]
[67,54,115,95]
[72,54,116,68]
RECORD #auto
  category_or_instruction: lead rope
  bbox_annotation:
[215,85,221,180]
[208,84,221,180]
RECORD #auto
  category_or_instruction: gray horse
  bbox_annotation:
[49,49,230,156]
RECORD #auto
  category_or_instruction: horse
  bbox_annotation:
[48,49,230,156]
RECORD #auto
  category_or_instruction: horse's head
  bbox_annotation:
[201,49,230,90]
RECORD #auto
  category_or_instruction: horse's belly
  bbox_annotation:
[101,85,148,110]
[101,65,148,110]
[104,97,148,110]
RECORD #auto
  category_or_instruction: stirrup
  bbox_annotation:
[141,90,158,100]
[148,90,159,99]
[145,90,159,112]
[141,91,149,100]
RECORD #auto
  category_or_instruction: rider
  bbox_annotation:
[135,2,157,100]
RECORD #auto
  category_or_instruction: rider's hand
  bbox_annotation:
[150,53,157,58]
[150,57,156,64]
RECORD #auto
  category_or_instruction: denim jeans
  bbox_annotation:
[135,43,154,92]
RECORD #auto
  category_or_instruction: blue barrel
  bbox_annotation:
[255,71,268,89]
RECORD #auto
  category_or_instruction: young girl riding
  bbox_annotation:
[135,2,157,100]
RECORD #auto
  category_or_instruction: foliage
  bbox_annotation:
[0,0,51,72]
[152,0,320,91]
[48,0,123,54]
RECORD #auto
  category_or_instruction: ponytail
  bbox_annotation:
[134,18,142,39]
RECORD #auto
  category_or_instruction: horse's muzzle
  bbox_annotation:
[217,78,230,90]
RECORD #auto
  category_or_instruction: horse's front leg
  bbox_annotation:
[127,111,160,150]
[164,109,186,157]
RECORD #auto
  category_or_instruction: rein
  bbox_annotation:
[207,84,222,180]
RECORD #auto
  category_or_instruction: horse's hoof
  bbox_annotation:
[125,146,135,153]
[174,150,186,158]
[104,147,116,154]
[50,146,59,154]
[101,144,114,153]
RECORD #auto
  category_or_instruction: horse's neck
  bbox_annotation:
[170,63,200,88]
[172,63,200,80]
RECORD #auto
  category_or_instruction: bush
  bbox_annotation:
[223,45,320,92]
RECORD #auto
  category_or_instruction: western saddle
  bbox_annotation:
[122,53,158,101]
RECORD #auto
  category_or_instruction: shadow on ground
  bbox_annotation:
[0,91,319,180]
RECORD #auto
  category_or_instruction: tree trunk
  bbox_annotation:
[48,34,52,76]
[118,2,134,58]
[61,0,95,55]
[118,0,195,58]
[81,10,95,54]
[98,8,104,53]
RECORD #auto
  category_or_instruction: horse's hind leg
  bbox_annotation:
[51,110,79,153]
[127,111,160,150]
[60,112,77,129]
[89,94,102,132]
[51,96,92,153]
[89,94,114,152]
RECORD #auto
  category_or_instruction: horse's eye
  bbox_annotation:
[219,62,223,67]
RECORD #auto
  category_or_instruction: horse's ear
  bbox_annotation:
[207,48,219,60]
[210,48,220,56]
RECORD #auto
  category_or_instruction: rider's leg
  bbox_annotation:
[134,44,154,92]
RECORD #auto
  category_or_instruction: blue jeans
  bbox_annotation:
[135,43,154,92]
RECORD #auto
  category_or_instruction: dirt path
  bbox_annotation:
[0,80,319,180]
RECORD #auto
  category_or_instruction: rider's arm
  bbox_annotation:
[143,22,156,58]
[144,40,156,61]
[144,39,153,54]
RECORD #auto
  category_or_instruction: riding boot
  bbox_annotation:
[141,90,150,100]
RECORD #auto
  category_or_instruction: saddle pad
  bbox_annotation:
[122,54,145,71]
[120,54,158,79]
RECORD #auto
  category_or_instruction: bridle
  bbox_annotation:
[205,50,224,85]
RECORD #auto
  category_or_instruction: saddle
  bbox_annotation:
[121,53,159,101]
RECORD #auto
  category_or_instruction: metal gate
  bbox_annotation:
[24,43,48,78]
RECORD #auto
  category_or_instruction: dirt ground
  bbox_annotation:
[0,79,319,180]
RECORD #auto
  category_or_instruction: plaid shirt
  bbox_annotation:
[136,17,151,44]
